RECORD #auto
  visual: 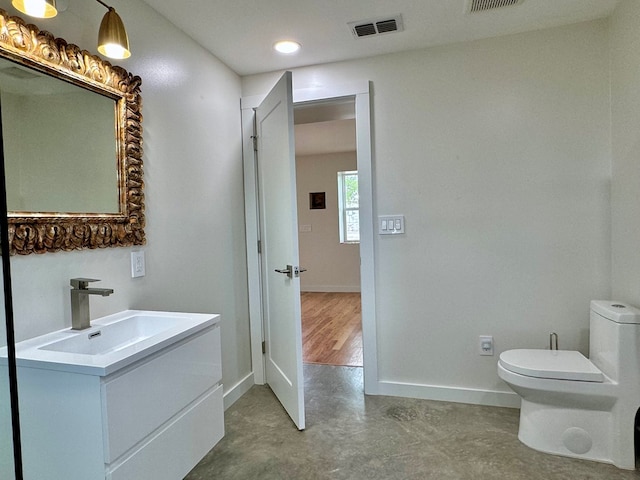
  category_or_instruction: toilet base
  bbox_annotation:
[499,363,638,469]
[518,399,615,465]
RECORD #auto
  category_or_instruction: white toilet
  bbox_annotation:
[498,300,640,470]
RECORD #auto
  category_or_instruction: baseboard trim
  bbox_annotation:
[377,380,521,409]
[223,372,254,410]
[301,285,361,293]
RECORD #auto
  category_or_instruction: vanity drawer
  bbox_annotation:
[107,383,224,480]
[103,325,222,462]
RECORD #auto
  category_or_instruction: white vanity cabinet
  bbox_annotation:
[16,318,223,480]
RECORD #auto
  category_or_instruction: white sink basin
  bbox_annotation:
[0,310,220,376]
[41,315,185,356]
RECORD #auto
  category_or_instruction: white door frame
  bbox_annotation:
[241,79,378,395]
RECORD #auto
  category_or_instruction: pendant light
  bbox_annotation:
[11,0,58,18]
[11,0,131,60]
[96,1,130,59]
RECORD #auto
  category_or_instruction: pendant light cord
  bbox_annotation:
[95,0,111,10]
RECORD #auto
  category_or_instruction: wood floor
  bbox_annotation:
[301,292,362,367]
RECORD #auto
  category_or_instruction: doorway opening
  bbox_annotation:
[241,76,377,427]
[293,98,363,368]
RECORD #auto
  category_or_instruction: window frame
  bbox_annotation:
[337,170,359,244]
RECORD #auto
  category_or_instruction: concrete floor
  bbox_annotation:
[186,365,640,480]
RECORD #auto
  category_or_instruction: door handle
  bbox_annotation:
[275,265,294,278]
[275,265,307,279]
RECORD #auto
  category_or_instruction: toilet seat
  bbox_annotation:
[499,349,604,382]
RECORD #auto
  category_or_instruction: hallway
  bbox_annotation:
[185,365,639,479]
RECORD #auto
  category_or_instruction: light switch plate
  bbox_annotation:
[378,215,405,235]
[131,251,145,278]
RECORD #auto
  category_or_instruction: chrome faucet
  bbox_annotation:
[70,278,114,330]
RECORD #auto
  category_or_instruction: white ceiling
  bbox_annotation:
[295,119,356,156]
[138,0,619,156]
[293,98,356,155]
[141,0,619,76]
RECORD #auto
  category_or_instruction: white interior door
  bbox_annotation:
[255,72,305,430]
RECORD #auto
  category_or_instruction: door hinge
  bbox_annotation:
[257,240,262,254]
[262,340,266,354]
[251,135,258,152]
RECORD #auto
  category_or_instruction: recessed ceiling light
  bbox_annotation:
[274,40,301,54]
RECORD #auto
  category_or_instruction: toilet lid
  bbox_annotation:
[499,349,604,382]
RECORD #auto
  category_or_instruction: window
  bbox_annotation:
[338,170,359,243]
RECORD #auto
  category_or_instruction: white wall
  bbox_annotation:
[296,152,360,292]
[243,20,611,398]
[610,0,640,305]
[0,0,251,401]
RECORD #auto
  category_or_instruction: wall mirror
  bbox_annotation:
[0,8,144,254]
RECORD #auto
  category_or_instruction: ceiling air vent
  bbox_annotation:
[349,15,404,39]
[467,0,524,13]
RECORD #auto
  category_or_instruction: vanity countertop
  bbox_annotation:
[0,310,220,376]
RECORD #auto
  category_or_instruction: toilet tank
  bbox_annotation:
[589,301,640,383]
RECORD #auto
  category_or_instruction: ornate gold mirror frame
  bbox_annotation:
[0,8,144,255]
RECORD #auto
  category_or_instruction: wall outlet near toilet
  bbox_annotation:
[479,335,494,356]
[131,251,146,278]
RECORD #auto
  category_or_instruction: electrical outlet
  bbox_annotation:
[131,251,145,278]
[479,335,494,356]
